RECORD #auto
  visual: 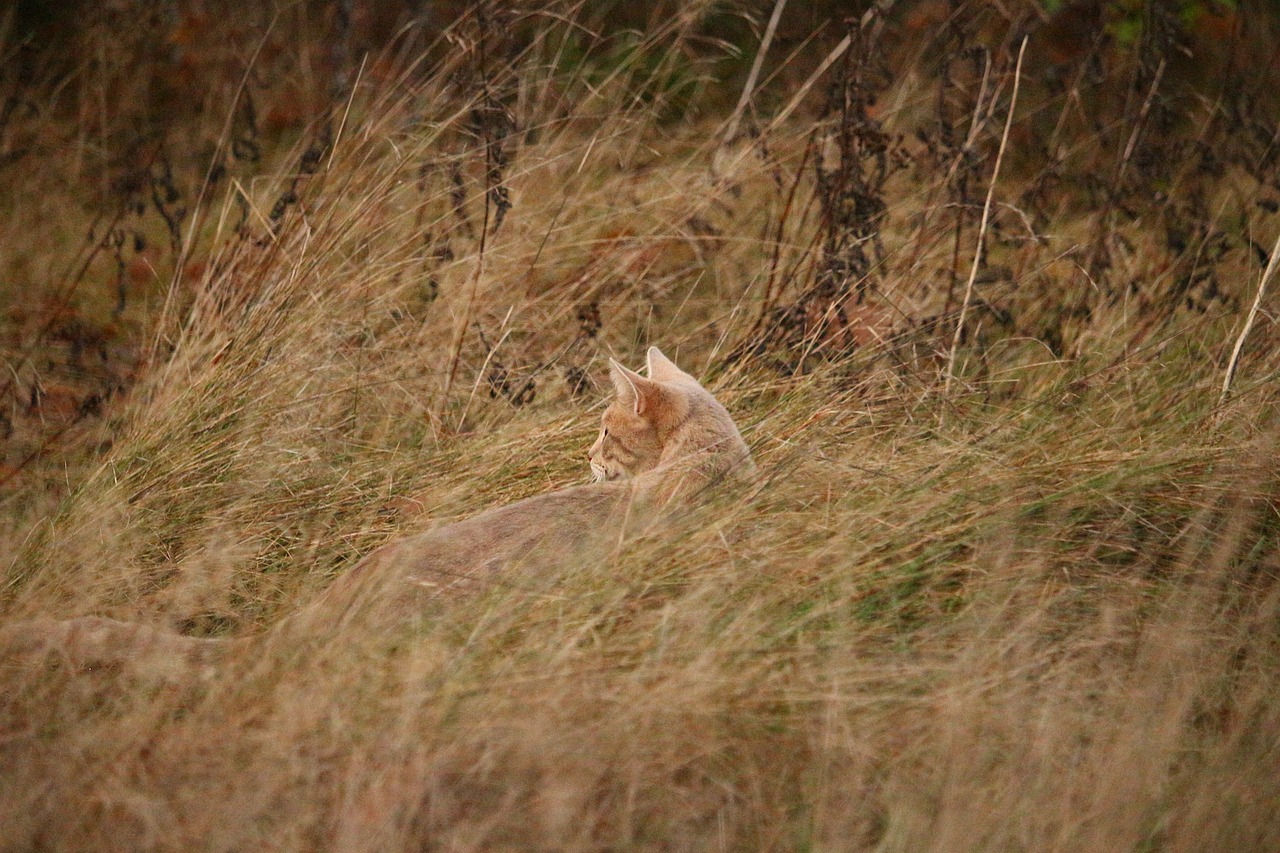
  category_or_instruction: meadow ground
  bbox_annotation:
[1,3,1279,850]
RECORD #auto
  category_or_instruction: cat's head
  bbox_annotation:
[588,347,751,484]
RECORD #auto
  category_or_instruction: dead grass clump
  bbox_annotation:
[3,4,1280,851]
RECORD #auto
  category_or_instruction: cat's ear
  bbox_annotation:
[609,358,660,415]
[646,346,687,383]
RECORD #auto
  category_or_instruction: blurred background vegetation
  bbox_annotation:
[3,3,1280,849]
[2,0,1277,494]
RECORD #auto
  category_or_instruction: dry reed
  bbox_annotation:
[2,5,1280,851]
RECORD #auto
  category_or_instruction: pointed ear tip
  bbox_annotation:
[609,359,641,388]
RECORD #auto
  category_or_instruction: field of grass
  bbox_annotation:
[2,2,1280,850]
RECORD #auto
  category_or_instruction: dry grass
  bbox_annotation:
[2,4,1280,851]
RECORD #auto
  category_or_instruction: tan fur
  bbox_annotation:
[298,346,753,624]
[1,347,752,666]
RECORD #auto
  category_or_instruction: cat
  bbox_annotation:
[277,346,753,632]
[0,347,753,669]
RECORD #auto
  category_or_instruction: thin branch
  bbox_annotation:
[720,0,788,149]
[945,37,1027,394]
[440,159,491,432]
[327,52,368,172]
[1220,229,1280,408]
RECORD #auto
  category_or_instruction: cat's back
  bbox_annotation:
[317,480,635,609]
[307,346,750,612]
[427,479,633,555]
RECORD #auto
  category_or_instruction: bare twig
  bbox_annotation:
[941,50,994,322]
[1219,230,1280,408]
[1069,57,1167,331]
[1116,59,1167,184]
[945,37,1027,394]
[440,172,491,431]
[327,53,368,172]
[720,0,788,149]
